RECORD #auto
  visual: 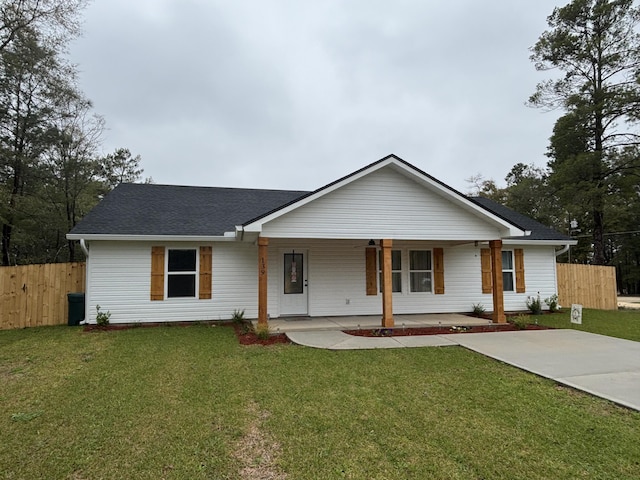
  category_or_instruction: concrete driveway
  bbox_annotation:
[442,329,640,411]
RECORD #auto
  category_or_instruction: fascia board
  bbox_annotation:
[66,234,236,242]
[501,239,578,246]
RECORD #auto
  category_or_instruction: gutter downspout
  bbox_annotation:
[80,238,89,258]
[555,244,570,257]
[79,238,89,325]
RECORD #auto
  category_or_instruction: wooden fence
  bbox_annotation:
[556,263,618,310]
[0,261,621,330]
[0,262,85,330]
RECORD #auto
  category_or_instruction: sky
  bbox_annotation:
[69,0,566,194]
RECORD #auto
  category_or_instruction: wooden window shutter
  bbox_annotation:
[480,248,492,294]
[365,247,377,295]
[150,246,165,301]
[514,248,525,293]
[433,248,445,294]
[199,246,212,299]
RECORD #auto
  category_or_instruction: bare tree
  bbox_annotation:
[0,0,87,52]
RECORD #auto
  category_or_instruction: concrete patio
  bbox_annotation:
[252,313,491,333]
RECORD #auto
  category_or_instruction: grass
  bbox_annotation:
[530,308,640,342]
[1,323,639,479]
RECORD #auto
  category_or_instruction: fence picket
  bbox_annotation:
[556,263,617,310]
[0,263,86,330]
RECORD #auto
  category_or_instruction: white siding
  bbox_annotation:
[85,241,258,324]
[268,239,559,317]
[261,168,503,240]
[86,239,559,324]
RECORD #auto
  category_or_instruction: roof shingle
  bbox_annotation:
[69,183,309,236]
[471,196,571,241]
[70,181,570,243]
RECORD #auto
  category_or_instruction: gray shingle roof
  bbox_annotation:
[471,197,571,241]
[69,178,570,243]
[69,183,309,236]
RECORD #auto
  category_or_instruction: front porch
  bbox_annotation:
[256,237,509,329]
[252,313,492,333]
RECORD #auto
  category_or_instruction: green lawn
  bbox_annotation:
[531,308,640,342]
[1,323,639,479]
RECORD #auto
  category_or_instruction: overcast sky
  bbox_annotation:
[69,0,566,193]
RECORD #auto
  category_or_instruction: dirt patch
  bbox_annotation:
[0,361,29,382]
[234,401,287,480]
[344,323,552,337]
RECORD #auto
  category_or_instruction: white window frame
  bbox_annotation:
[165,247,199,299]
[408,250,433,294]
[502,250,515,292]
[379,249,403,293]
[376,248,435,295]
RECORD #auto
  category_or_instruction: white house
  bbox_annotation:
[67,155,575,327]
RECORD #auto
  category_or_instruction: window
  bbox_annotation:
[409,250,432,293]
[502,250,514,292]
[379,250,402,293]
[167,249,197,297]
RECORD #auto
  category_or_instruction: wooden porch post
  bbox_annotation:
[380,239,394,328]
[258,237,269,326]
[489,239,506,323]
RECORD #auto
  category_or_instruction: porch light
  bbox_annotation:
[368,239,375,246]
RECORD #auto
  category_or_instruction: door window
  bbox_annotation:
[284,253,304,294]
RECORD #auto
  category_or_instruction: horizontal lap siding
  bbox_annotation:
[86,240,559,323]
[502,246,558,310]
[262,168,502,240]
[268,240,559,317]
[86,241,258,324]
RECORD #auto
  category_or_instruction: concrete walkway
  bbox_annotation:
[254,313,489,333]
[286,329,640,411]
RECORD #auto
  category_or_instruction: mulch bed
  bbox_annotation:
[83,321,291,346]
[83,321,218,332]
[344,323,552,337]
[232,323,291,346]
[82,320,550,344]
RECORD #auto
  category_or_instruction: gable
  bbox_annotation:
[259,167,512,240]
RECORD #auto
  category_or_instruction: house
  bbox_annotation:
[67,155,575,327]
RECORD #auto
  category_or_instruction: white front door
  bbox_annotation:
[279,250,308,315]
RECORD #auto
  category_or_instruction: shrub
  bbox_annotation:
[472,303,485,316]
[255,323,270,340]
[96,305,111,326]
[526,294,542,315]
[544,294,560,313]
[511,314,529,330]
[231,309,245,324]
